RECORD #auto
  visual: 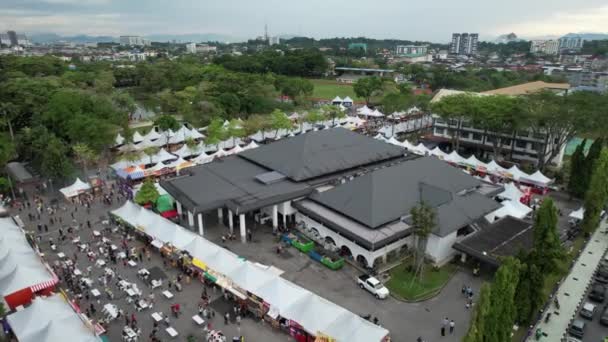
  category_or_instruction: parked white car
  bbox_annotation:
[358,274,390,299]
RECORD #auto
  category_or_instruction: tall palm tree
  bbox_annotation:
[409,199,436,283]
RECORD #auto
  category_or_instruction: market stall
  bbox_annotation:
[59,178,91,199]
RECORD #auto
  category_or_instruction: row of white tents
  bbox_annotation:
[115,125,205,149]
[110,141,260,174]
[111,202,389,342]
[377,135,554,187]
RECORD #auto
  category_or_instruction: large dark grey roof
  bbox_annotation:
[453,216,533,267]
[5,162,35,183]
[310,157,493,234]
[160,156,311,214]
[239,127,404,182]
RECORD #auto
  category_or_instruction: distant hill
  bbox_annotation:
[29,32,245,44]
[143,33,245,43]
[561,33,608,40]
[30,33,117,44]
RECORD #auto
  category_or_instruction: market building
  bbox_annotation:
[294,157,502,267]
[161,128,409,243]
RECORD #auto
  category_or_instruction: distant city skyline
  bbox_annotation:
[1,0,607,42]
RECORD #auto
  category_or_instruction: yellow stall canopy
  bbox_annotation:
[192,258,207,271]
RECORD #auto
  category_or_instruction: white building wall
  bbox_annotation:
[295,213,413,268]
[424,231,458,265]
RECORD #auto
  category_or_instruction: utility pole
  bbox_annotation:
[264,23,269,44]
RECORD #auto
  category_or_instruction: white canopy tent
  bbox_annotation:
[507,165,530,181]
[331,96,343,103]
[464,155,487,170]
[485,200,532,223]
[191,153,215,165]
[496,182,524,202]
[7,295,100,342]
[132,131,144,143]
[444,151,466,165]
[59,178,91,198]
[411,143,430,156]
[486,160,508,176]
[569,207,585,221]
[114,133,125,147]
[242,141,259,151]
[110,202,389,341]
[150,148,177,164]
[356,105,372,115]
[143,129,162,141]
[429,147,448,159]
[342,96,353,105]
[521,170,553,187]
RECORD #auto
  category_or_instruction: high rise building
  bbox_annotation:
[119,36,151,47]
[395,45,428,56]
[450,33,478,56]
[186,42,197,54]
[0,31,30,47]
[530,40,559,55]
[558,36,584,51]
[269,36,281,46]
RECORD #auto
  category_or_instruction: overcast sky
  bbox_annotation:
[1,0,607,42]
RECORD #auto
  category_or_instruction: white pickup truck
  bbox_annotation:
[358,274,390,299]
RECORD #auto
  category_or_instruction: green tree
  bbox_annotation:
[582,149,608,234]
[353,76,384,104]
[409,201,435,281]
[0,133,16,166]
[243,114,270,139]
[134,179,160,205]
[430,93,476,151]
[463,283,492,342]
[143,146,160,165]
[0,102,18,140]
[485,257,521,342]
[94,70,116,94]
[531,198,563,274]
[154,115,180,145]
[226,118,245,145]
[568,139,587,197]
[72,143,96,178]
[582,138,604,194]
[514,251,545,324]
[205,118,226,149]
[41,135,74,181]
[303,109,325,128]
[269,109,293,138]
[321,105,346,126]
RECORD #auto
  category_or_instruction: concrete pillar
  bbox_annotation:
[460,252,467,263]
[272,205,278,232]
[187,211,194,227]
[382,253,388,264]
[217,208,223,222]
[197,213,204,236]
[176,201,183,215]
[228,210,234,234]
[239,214,246,243]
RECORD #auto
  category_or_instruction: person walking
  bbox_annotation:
[441,317,449,337]
[449,320,455,334]
[224,312,230,325]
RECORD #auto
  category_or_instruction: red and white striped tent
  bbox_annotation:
[0,218,58,309]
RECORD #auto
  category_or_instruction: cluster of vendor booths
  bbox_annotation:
[0,217,103,342]
[111,201,390,342]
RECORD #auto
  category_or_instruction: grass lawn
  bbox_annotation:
[386,262,457,301]
[309,79,362,101]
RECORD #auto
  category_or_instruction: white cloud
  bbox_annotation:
[0,10,122,35]
[492,5,608,37]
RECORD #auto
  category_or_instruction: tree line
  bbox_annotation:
[430,91,608,169]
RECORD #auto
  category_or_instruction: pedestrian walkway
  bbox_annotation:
[527,219,608,341]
